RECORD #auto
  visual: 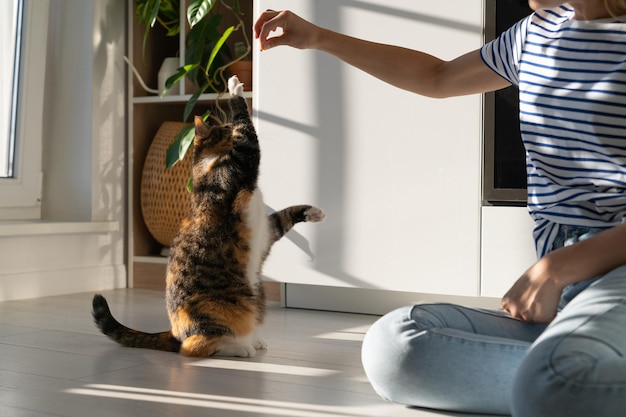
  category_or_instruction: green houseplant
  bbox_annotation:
[135,0,251,169]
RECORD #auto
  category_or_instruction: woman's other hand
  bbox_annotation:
[501,255,564,323]
[502,223,626,323]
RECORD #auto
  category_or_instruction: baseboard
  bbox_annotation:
[0,265,126,302]
[284,284,501,315]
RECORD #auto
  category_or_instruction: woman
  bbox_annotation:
[255,1,626,416]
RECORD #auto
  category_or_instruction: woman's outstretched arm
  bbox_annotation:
[254,9,510,98]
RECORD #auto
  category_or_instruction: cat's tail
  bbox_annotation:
[92,294,181,352]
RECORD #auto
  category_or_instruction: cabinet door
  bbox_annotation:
[254,0,483,296]
[480,206,537,298]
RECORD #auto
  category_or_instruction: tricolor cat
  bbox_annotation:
[93,76,325,357]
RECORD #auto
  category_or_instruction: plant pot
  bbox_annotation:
[158,57,180,96]
[140,121,192,248]
[228,60,253,90]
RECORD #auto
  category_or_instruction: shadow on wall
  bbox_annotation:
[255,1,482,292]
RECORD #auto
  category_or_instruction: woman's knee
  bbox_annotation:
[362,304,520,414]
[512,337,626,417]
[360,303,461,404]
[361,306,414,402]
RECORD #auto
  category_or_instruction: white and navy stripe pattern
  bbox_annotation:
[481,6,626,257]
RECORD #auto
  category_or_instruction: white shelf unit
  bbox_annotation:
[132,92,253,105]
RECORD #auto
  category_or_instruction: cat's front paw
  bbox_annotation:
[304,207,326,223]
[228,75,245,97]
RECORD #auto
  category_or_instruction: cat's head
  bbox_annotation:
[192,116,234,165]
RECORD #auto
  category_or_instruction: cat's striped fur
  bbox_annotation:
[92,76,325,357]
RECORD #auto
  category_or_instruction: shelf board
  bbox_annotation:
[0,221,118,237]
[133,91,253,104]
[134,255,168,264]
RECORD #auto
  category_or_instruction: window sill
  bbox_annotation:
[0,220,119,237]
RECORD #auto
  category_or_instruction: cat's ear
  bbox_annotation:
[194,116,211,138]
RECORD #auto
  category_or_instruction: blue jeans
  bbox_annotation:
[361,226,626,416]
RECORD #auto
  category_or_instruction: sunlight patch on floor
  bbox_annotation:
[314,325,370,342]
[314,331,365,342]
[190,358,340,377]
[65,384,394,417]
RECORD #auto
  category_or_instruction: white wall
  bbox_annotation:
[481,206,536,297]
[255,0,484,297]
[0,0,127,302]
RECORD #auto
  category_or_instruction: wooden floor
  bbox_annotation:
[0,289,498,417]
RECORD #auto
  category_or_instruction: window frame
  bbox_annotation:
[0,0,48,220]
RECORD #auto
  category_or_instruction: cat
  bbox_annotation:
[92,75,325,357]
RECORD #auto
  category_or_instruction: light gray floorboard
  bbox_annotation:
[0,289,502,417]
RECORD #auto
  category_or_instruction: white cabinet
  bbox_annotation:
[254,1,485,297]
[480,206,537,297]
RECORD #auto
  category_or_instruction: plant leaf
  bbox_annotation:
[178,126,195,159]
[137,0,182,58]
[204,25,234,76]
[187,0,216,28]
[138,0,162,59]
[147,0,161,27]
[183,83,208,121]
[165,111,211,169]
[185,19,209,84]
[135,0,161,26]
[185,14,224,87]
[159,0,180,22]
[165,125,193,169]
[162,64,198,96]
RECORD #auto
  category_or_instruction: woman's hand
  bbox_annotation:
[254,10,322,51]
[502,223,626,323]
[253,9,509,97]
[501,255,564,323]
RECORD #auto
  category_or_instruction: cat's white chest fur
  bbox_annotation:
[244,187,269,289]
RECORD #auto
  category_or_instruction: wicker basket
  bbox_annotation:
[140,121,192,247]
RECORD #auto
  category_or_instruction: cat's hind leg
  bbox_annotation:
[216,340,257,358]
[252,325,268,350]
[179,335,258,358]
[216,328,266,357]
[179,334,223,357]
[254,338,268,350]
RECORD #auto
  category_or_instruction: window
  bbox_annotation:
[0,0,48,219]
[0,0,20,178]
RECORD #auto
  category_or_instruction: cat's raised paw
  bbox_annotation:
[305,207,326,223]
[228,75,245,97]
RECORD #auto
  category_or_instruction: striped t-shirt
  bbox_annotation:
[480,5,626,257]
